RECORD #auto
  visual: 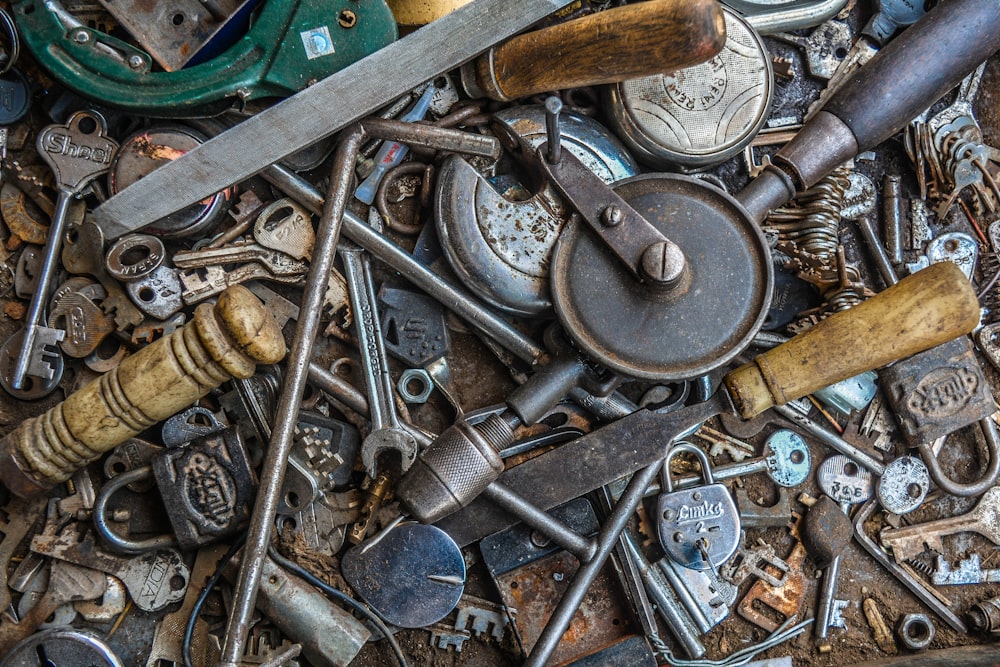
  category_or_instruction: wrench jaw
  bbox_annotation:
[360,428,419,481]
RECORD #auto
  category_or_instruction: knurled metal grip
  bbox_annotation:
[398,414,514,523]
[0,285,285,498]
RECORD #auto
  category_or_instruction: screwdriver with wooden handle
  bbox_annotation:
[425,260,980,538]
[461,0,727,101]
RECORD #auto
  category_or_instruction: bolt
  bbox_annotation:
[339,10,358,28]
[72,30,91,44]
[128,55,144,70]
[544,96,563,164]
[640,241,685,288]
[601,205,623,227]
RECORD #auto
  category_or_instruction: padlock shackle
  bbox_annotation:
[662,441,715,492]
[93,465,180,555]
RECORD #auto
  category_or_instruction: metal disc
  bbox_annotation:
[550,174,771,381]
[341,522,466,628]
[604,7,772,170]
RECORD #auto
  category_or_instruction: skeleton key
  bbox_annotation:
[30,526,189,612]
[172,240,310,276]
[61,219,143,329]
[253,198,316,261]
[0,112,118,396]
[340,242,418,482]
[881,487,1000,563]
[0,560,106,655]
[179,263,303,304]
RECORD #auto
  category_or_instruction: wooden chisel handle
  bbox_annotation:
[725,262,981,418]
[461,0,726,101]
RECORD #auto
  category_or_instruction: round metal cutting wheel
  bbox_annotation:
[550,174,771,380]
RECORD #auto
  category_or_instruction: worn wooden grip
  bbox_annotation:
[0,285,286,498]
[473,0,726,101]
[725,262,981,419]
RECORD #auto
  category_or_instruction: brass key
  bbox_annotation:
[172,239,309,276]
[880,486,1000,563]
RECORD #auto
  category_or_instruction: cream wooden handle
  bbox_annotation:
[725,261,981,418]
[0,285,286,498]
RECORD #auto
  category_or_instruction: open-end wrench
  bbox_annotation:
[339,241,418,480]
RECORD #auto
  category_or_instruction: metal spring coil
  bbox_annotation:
[767,167,851,264]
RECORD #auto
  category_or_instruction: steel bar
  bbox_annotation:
[218,126,366,666]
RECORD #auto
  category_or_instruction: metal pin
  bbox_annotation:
[545,96,563,164]
[882,174,903,264]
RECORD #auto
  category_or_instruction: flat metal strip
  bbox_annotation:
[93,0,570,239]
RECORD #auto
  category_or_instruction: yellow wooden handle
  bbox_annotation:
[725,261,981,418]
[469,0,726,101]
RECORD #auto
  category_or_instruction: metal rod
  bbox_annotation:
[524,460,663,667]
[218,126,366,667]
[482,482,596,560]
[882,174,904,265]
[773,404,886,476]
[360,117,501,159]
[855,214,899,288]
[306,361,369,415]
[657,558,714,634]
[544,96,562,164]
[260,164,547,367]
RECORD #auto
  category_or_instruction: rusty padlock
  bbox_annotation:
[656,442,740,571]
[94,427,256,553]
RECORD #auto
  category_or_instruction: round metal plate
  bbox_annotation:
[550,174,771,381]
[341,522,466,628]
[605,7,772,170]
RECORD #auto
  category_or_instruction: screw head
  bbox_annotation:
[640,241,685,288]
[600,205,623,227]
[128,55,144,70]
[72,30,91,44]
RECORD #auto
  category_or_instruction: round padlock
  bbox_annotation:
[108,125,235,238]
[656,442,741,570]
[603,6,772,170]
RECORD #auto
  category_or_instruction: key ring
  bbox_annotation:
[0,8,20,76]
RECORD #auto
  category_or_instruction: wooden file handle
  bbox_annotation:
[725,261,981,418]
[464,0,726,101]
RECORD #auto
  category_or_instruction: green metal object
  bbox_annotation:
[12,0,398,117]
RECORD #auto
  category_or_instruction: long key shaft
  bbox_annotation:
[2,112,118,396]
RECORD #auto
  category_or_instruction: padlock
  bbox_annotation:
[880,336,995,444]
[656,442,741,571]
[94,427,257,553]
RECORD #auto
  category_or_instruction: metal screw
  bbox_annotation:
[128,55,144,70]
[640,241,685,288]
[601,205,623,227]
[339,10,358,28]
[72,30,90,44]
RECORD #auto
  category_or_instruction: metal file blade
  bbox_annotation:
[92,0,571,240]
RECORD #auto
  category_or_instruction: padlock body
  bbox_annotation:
[152,427,257,551]
[657,483,740,570]
[881,336,995,444]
